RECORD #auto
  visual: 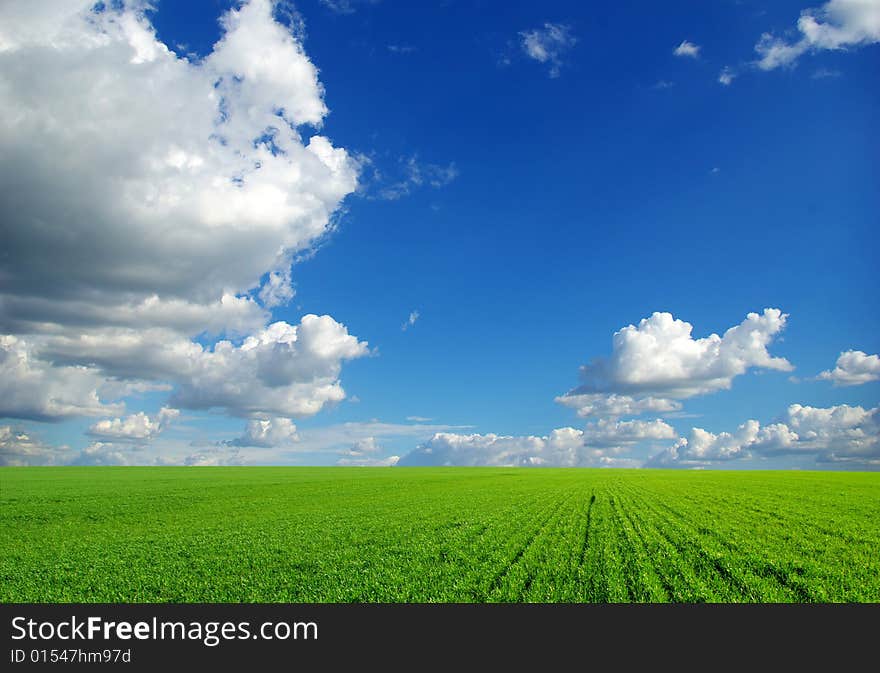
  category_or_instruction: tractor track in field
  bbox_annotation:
[577,491,597,568]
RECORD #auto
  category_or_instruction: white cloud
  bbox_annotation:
[673,40,701,58]
[290,420,467,454]
[399,429,580,467]
[0,334,123,421]
[401,310,420,331]
[755,0,880,70]
[340,436,382,456]
[0,0,356,335]
[0,1,365,423]
[258,268,296,309]
[582,418,677,447]
[648,403,879,467]
[718,66,736,85]
[555,393,681,419]
[406,416,432,422]
[647,421,766,467]
[70,442,135,466]
[229,416,299,447]
[337,454,400,466]
[398,419,674,467]
[0,425,66,466]
[88,407,179,441]
[557,309,792,418]
[818,350,880,386]
[183,447,244,466]
[519,23,577,78]
[387,44,416,54]
[336,436,398,465]
[38,315,369,419]
[783,403,879,458]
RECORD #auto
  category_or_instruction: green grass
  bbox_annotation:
[1,467,878,602]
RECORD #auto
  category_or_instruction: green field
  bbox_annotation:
[1,467,878,602]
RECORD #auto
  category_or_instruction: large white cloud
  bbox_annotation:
[755,0,880,70]
[0,334,123,420]
[557,309,792,417]
[647,403,879,467]
[783,403,879,458]
[88,407,179,441]
[818,350,880,386]
[37,315,368,419]
[0,0,356,330]
[0,1,367,425]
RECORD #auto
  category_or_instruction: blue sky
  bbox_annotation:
[0,0,877,469]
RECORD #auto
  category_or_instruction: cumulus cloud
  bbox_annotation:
[229,416,299,447]
[673,40,701,58]
[183,447,245,466]
[0,0,356,335]
[0,1,366,425]
[647,421,768,467]
[557,309,792,418]
[582,418,677,446]
[69,442,134,466]
[0,425,66,466]
[519,23,577,77]
[340,436,382,456]
[555,393,681,419]
[783,403,879,459]
[338,455,400,466]
[0,334,123,421]
[88,407,179,441]
[39,315,369,419]
[398,419,675,467]
[399,429,581,467]
[755,0,880,70]
[336,437,399,465]
[648,403,879,467]
[818,350,880,386]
